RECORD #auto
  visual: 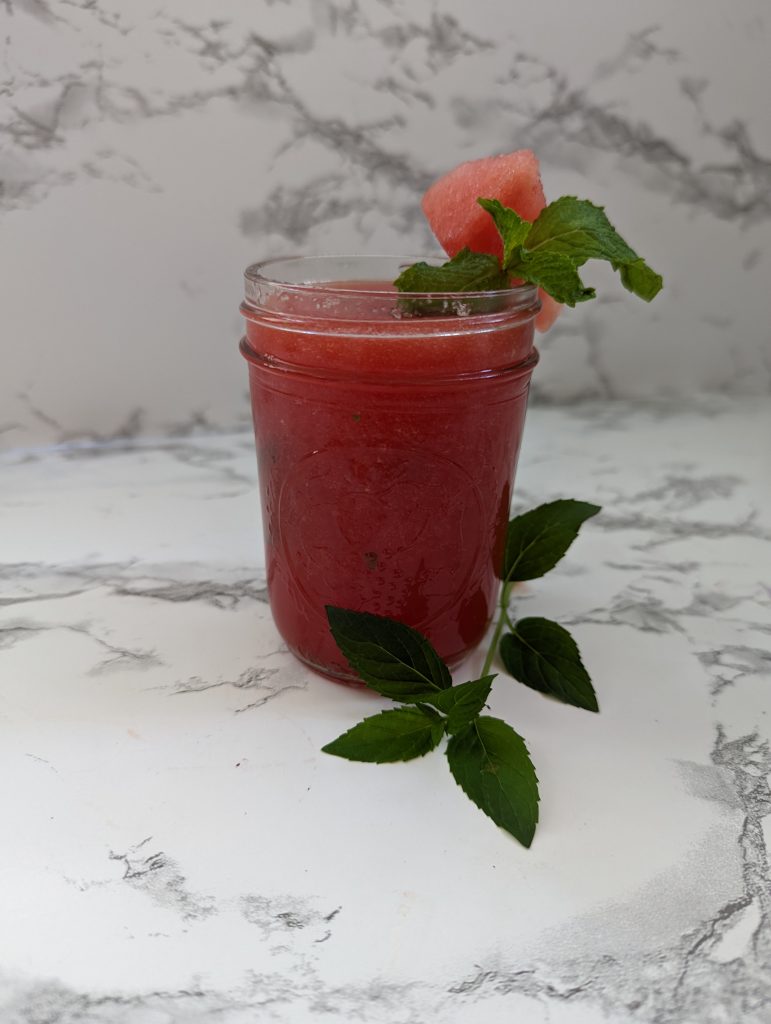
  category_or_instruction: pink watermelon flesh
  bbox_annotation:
[422,149,562,333]
[534,291,561,332]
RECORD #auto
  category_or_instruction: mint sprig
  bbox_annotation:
[322,499,600,848]
[395,195,662,305]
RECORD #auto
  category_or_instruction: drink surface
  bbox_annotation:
[242,279,537,681]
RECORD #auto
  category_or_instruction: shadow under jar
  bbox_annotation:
[240,255,540,684]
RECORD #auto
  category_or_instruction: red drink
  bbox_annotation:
[240,256,539,682]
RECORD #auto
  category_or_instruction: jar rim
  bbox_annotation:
[244,254,538,303]
[242,254,541,338]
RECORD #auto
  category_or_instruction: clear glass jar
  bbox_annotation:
[240,256,539,683]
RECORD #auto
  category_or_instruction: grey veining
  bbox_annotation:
[1,399,770,1022]
[1,0,770,447]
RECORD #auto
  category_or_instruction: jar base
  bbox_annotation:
[290,648,369,688]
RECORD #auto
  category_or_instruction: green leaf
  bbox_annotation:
[446,716,539,847]
[326,606,452,700]
[394,248,511,294]
[508,248,595,306]
[522,197,663,302]
[500,618,598,712]
[476,198,531,268]
[503,499,601,582]
[416,675,495,734]
[619,258,664,302]
[322,706,446,763]
[524,196,637,263]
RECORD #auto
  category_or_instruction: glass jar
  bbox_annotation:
[240,256,539,683]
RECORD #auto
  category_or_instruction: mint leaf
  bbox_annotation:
[500,618,598,712]
[326,606,451,700]
[394,248,511,294]
[417,675,495,734]
[522,197,663,302]
[620,258,663,302]
[322,706,446,763]
[476,198,530,267]
[446,716,539,847]
[509,248,595,306]
[503,499,601,582]
[524,197,637,263]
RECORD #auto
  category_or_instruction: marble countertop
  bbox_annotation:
[2,399,770,1023]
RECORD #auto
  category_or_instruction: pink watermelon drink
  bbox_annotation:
[240,256,540,682]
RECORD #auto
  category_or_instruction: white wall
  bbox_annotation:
[1,0,769,445]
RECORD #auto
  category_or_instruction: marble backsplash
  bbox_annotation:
[1,0,769,447]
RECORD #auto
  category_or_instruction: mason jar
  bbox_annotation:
[240,255,539,683]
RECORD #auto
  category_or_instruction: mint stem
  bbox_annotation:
[481,580,513,677]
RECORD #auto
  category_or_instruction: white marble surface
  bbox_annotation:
[2,0,771,446]
[1,399,770,1022]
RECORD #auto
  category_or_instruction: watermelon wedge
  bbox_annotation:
[422,150,562,332]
